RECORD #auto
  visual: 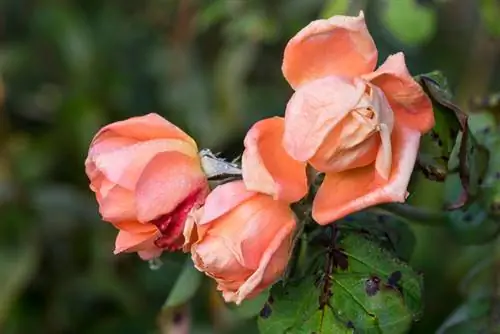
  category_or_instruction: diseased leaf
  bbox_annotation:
[417,72,491,209]
[416,72,463,182]
[337,212,416,262]
[337,234,423,319]
[258,233,423,334]
[257,276,322,334]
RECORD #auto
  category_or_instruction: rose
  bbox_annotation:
[242,12,434,224]
[85,113,209,259]
[190,181,296,304]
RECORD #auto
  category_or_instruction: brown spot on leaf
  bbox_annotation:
[365,276,381,296]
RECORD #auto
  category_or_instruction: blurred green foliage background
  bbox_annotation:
[1,0,500,333]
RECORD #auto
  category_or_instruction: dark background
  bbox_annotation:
[1,0,500,333]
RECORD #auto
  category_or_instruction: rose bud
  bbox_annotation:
[243,12,434,225]
[85,113,209,259]
[191,181,296,305]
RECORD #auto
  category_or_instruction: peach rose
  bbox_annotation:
[85,113,209,259]
[191,181,296,304]
[242,12,434,224]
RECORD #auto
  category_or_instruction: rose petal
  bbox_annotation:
[114,229,159,254]
[312,125,421,224]
[99,185,137,222]
[113,220,157,234]
[226,221,295,305]
[203,194,293,270]
[199,181,257,226]
[135,151,207,223]
[282,11,377,89]
[94,138,198,190]
[283,76,366,162]
[191,235,252,279]
[308,114,380,173]
[91,113,196,146]
[242,117,308,203]
[363,53,434,133]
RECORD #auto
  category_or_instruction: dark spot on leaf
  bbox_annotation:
[332,249,348,270]
[365,276,381,296]
[346,321,355,329]
[437,139,443,147]
[172,311,184,324]
[268,295,274,304]
[259,303,272,319]
[463,214,473,222]
[388,271,402,286]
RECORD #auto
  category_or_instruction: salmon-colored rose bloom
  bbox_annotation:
[242,12,434,224]
[85,113,209,259]
[191,181,296,304]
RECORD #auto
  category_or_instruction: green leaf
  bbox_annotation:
[257,276,351,334]
[416,72,463,182]
[337,211,417,262]
[337,234,423,318]
[417,72,491,208]
[227,289,270,319]
[446,200,500,245]
[258,233,423,333]
[163,259,203,309]
[379,0,436,46]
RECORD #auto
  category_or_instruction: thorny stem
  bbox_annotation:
[319,225,338,309]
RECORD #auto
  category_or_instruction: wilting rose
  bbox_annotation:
[191,181,296,304]
[85,113,209,259]
[242,12,434,224]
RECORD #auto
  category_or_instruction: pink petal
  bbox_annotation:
[242,117,308,203]
[282,11,377,89]
[283,76,366,162]
[135,151,207,223]
[98,184,137,222]
[114,229,159,254]
[226,220,295,305]
[363,53,434,133]
[91,113,196,145]
[94,138,198,190]
[199,181,256,226]
[312,125,421,224]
